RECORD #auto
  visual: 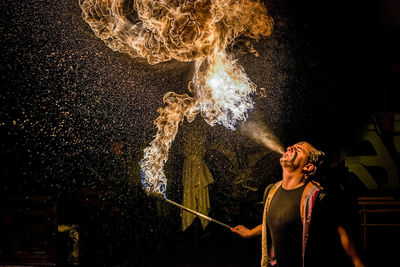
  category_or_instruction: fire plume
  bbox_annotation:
[192,49,256,130]
[80,0,274,195]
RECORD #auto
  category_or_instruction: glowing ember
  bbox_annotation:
[80,0,274,195]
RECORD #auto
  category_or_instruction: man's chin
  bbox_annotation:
[280,159,290,167]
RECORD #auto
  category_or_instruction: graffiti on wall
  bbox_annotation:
[344,113,400,190]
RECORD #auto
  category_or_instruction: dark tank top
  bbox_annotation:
[267,183,306,267]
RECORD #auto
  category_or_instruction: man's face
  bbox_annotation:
[280,142,312,170]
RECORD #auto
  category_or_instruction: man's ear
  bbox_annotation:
[303,163,315,173]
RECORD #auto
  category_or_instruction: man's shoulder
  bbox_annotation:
[310,180,323,189]
[263,180,282,204]
[308,180,328,203]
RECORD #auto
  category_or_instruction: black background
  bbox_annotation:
[1,0,399,266]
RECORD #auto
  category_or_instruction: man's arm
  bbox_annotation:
[230,224,262,238]
[337,225,365,267]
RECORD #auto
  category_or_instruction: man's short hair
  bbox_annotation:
[301,141,326,179]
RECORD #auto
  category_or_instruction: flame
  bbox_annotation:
[139,92,197,195]
[79,0,273,64]
[80,0,274,195]
[192,49,256,130]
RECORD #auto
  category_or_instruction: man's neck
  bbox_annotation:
[282,169,306,189]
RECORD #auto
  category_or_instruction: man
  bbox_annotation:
[231,142,365,267]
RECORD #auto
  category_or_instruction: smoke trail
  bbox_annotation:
[240,121,284,154]
[80,0,274,195]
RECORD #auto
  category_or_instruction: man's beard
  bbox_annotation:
[281,151,298,168]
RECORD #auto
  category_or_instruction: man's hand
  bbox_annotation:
[231,224,262,238]
[231,225,252,238]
